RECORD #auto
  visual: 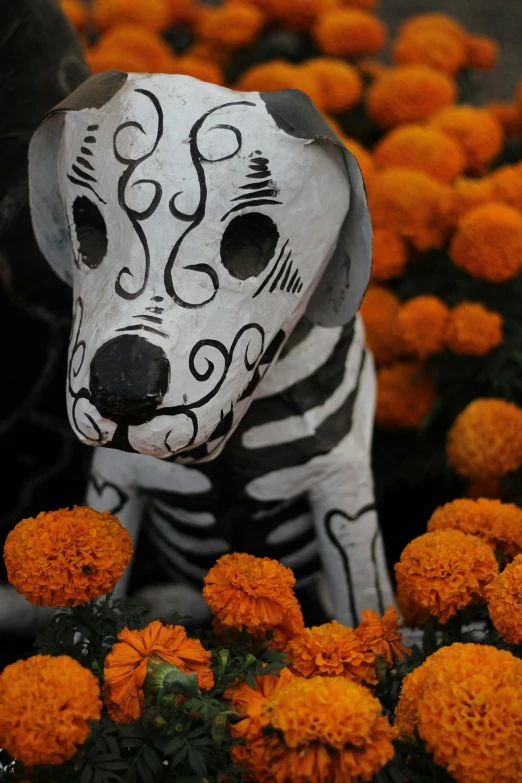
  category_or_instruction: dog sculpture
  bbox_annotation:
[25,71,394,627]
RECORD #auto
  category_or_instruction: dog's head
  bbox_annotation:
[29,72,371,462]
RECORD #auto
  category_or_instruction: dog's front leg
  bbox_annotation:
[86,448,146,598]
[309,354,395,627]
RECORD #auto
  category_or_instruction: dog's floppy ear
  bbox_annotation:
[28,70,128,286]
[260,89,372,328]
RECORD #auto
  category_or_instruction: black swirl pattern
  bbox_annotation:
[113,89,164,300]
[67,297,102,442]
[164,101,256,309]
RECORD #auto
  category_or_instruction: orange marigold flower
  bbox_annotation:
[203,552,298,634]
[4,506,132,608]
[186,41,232,68]
[91,0,172,31]
[225,668,295,742]
[366,65,456,129]
[368,167,454,251]
[268,597,306,651]
[236,60,323,107]
[86,48,147,74]
[313,9,387,58]
[0,655,101,767]
[449,202,522,282]
[486,555,522,645]
[103,620,214,723]
[417,644,522,783]
[167,55,224,85]
[357,57,389,79]
[286,620,377,685]
[376,361,437,429]
[445,302,503,356]
[374,124,466,184]
[371,228,408,281]
[487,102,522,139]
[343,136,375,184]
[398,295,450,359]
[89,24,175,73]
[260,677,397,783]
[392,29,467,76]
[303,58,362,113]
[490,162,522,211]
[340,0,378,8]
[466,34,499,70]
[61,0,88,30]
[428,497,522,563]
[430,105,504,173]
[451,176,494,222]
[447,398,522,480]
[396,584,429,629]
[398,13,468,47]
[360,285,405,364]
[395,642,522,748]
[196,3,264,49]
[355,606,410,665]
[394,529,499,624]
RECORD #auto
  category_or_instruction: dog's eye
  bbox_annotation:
[220,213,279,280]
[72,196,108,269]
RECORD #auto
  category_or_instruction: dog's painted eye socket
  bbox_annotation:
[220,212,279,280]
[72,196,108,269]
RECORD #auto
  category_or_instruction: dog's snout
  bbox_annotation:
[89,335,170,425]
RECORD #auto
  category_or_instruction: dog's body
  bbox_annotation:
[1,70,396,631]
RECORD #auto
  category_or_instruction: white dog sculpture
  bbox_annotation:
[7,71,394,630]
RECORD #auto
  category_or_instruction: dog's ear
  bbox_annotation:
[260,89,372,328]
[28,70,128,286]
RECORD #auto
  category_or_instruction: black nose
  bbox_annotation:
[89,335,170,425]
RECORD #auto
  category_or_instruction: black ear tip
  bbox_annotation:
[52,70,129,114]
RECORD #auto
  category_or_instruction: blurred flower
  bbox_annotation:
[445,302,503,356]
[392,28,467,76]
[360,285,405,364]
[490,162,522,211]
[286,620,377,685]
[61,0,89,30]
[236,60,323,107]
[0,655,101,767]
[430,105,504,173]
[367,167,454,251]
[394,529,498,624]
[466,34,499,70]
[428,498,522,563]
[447,398,522,480]
[398,295,450,359]
[374,124,466,184]
[366,65,456,129]
[357,57,389,79]
[371,227,408,281]
[343,136,375,184]
[103,621,214,723]
[397,13,468,47]
[168,55,224,85]
[258,677,397,783]
[91,0,172,32]
[486,555,522,645]
[451,176,494,221]
[4,506,132,608]
[487,102,522,138]
[303,58,362,113]
[449,202,522,282]
[354,606,410,665]
[313,9,387,58]
[196,3,264,49]
[396,584,429,629]
[87,24,175,73]
[340,0,378,8]
[375,361,437,429]
[203,552,298,634]
[419,644,522,783]
[465,477,506,500]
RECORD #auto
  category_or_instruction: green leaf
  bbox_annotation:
[162,737,186,755]
[80,766,94,783]
[187,747,207,778]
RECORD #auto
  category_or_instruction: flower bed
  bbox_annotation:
[1,503,522,782]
